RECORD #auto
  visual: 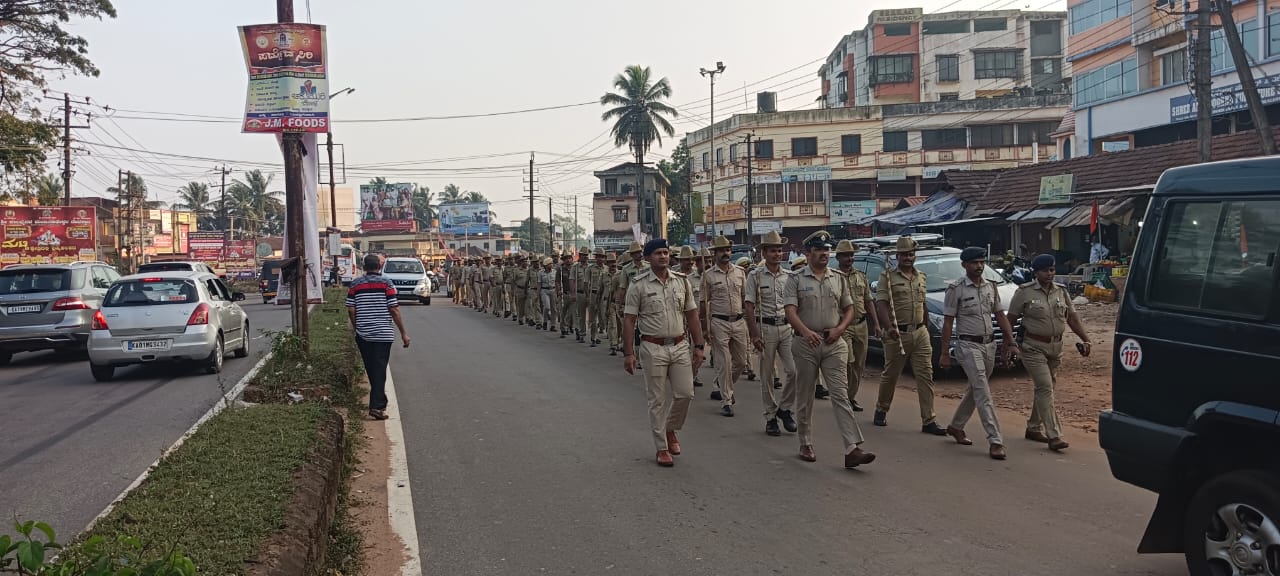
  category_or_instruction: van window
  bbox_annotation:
[1148,200,1280,318]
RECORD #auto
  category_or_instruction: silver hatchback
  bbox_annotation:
[0,261,120,365]
[87,271,250,381]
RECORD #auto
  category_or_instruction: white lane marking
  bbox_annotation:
[384,370,424,576]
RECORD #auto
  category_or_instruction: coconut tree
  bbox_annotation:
[173,182,215,230]
[439,183,464,204]
[34,172,63,205]
[411,183,437,229]
[227,169,282,238]
[600,65,677,234]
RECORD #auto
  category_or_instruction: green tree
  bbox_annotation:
[600,65,678,236]
[512,216,552,254]
[462,191,488,203]
[439,183,464,204]
[106,172,147,204]
[227,170,283,238]
[34,172,63,206]
[552,214,585,247]
[411,183,436,229]
[173,182,215,230]
[658,139,693,242]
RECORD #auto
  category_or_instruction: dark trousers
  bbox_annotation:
[356,337,393,411]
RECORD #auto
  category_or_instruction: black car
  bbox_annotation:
[1098,156,1280,575]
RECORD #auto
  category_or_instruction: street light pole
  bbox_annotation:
[326,86,354,286]
[699,62,725,244]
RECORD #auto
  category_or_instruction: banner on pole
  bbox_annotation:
[239,23,329,133]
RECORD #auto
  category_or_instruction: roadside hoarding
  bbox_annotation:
[360,182,415,232]
[239,23,329,133]
[225,240,257,276]
[0,207,98,268]
[830,200,878,224]
[188,231,225,262]
[438,202,491,235]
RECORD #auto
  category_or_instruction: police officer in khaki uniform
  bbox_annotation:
[834,240,880,411]
[745,230,798,436]
[622,238,706,468]
[525,256,541,327]
[701,235,749,417]
[492,257,506,317]
[503,257,517,318]
[674,246,704,387]
[874,236,947,436]
[604,251,620,354]
[512,255,529,325]
[569,246,590,342]
[784,231,876,468]
[538,256,558,331]
[556,252,572,337]
[939,247,1019,460]
[1006,254,1090,452]
[589,248,609,346]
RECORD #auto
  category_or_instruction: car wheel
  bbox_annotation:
[90,363,114,382]
[422,296,431,306]
[1184,470,1280,576]
[263,296,270,304]
[0,351,11,366]
[234,323,250,358]
[206,335,224,374]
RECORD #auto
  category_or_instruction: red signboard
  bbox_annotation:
[224,240,256,275]
[188,230,224,262]
[239,23,329,133]
[0,206,98,268]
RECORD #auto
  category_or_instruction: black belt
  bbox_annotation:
[641,334,685,346]
[853,316,867,325]
[760,316,785,326]
[713,314,743,322]
[897,323,922,332]
[577,290,586,294]
[1026,332,1062,343]
[957,334,994,344]
[795,328,834,339]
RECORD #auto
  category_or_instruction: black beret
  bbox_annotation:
[960,247,987,262]
[1032,254,1056,271]
[642,238,669,256]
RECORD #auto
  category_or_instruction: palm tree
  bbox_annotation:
[34,173,63,206]
[411,183,437,230]
[439,183,464,204]
[106,173,151,207]
[173,182,215,230]
[600,65,677,234]
[462,191,488,203]
[227,170,282,238]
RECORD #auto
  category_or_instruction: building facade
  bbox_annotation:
[592,163,670,250]
[318,185,356,231]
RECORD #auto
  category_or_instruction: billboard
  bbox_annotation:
[360,183,415,232]
[438,202,491,235]
[0,207,98,268]
[239,23,329,133]
[224,240,257,276]
[188,231,225,262]
[830,200,878,224]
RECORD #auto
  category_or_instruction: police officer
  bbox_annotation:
[589,248,608,346]
[512,255,529,325]
[525,256,542,328]
[940,247,1019,460]
[701,235,749,417]
[480,255,493,313]
[784,231,876,468]
[622,238,706,468]
[674,246,703,387]
[1006,254,1090,452]
[554,252,570,337]
[503,256,517,318]
[492,256,506,317]
[874,236,947,436]
[566,247,587,342]
[604,251,621,354]
[834,240,879,411]
[745,230,798,437]
[538,256,558,331]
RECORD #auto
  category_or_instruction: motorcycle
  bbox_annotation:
[1002,256,1033,285]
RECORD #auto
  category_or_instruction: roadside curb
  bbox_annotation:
[384,370,425,576]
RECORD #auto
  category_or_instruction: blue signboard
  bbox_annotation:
[1171,74,1280,123]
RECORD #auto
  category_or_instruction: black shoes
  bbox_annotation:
[721,405,734,417]
[815,385,830,400]
[765,418,781,436]
[852,399,864,412]
[709,390,722,401]
[873,410,888,427]
[921,422,948,436]
[777,410,798,433]
[773,378,781,389]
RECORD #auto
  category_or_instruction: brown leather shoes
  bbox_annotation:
[989,444,1008,460]
[1048,437,1070,452]
[1025,430,1050,443]
[799,445,817,462]
[666,431,681,455]
[845,447,876,468]
[656,450,674,467]
[946,426,974,445]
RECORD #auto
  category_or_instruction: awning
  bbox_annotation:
[916,216,999,228]
[851,192,966,226]
[1047,197,1136,229]
[1007,206,1072,222]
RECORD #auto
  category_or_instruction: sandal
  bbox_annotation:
[368,409,389,421]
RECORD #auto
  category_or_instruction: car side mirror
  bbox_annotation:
[233,292,246,301]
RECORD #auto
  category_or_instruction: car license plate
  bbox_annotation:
[124,340,171,352]
[6,305,41,314]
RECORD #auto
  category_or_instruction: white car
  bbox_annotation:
[381,257,431,305]
[87,271,250,381]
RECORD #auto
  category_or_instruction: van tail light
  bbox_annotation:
[187,302,210,326]
[52,297,90,311]
[91,310,109,330]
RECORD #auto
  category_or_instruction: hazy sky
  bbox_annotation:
[50,0,1059,229]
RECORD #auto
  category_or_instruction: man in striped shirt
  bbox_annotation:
[347,254,411,420]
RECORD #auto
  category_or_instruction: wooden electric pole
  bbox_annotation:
[1194,1,1214,162]
[278,0,309,343]
[741,132,755,248]
[1216,0,1276,154]
[54,93,91,206]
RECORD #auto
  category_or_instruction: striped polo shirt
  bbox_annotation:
[346,273,398,342]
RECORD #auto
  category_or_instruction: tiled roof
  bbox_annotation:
[953,127,1280,215]
[901,196,929,207]
[1050,109,1075,137]
[936,170,1001,203]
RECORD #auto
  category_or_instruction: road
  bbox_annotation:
[0,301,291,535]
[395,301,1186,576]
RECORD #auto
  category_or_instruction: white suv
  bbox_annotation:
[381,257,431,305]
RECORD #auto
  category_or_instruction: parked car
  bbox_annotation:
[381,257,431,305]
[0,261,120,364]
[1098,156,1280,574]
[87,271,250,381]
[259,259,283,304]
[137,261,218,276]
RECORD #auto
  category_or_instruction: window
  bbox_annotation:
[836,72,849,102]
[788,181,826,204]
[939,92,960,101]
[974,50,1021,79]
[91,266,114,289]
[1160,49,1186,86]
[1148,200,1280,318]
[870,55,914,86]
[612,206,629,222]
[974,18,1008,32]
[701,152,710,170]
[1074,57,1138,106]
[883,23,911,36]
[605,178,618,195]
[1017,121,1058,145]
[970,124,1015,147]
[936,54,960,82]
[754,139,774,159]
[1031,58,1064,90]
[791,137,818,157]
[716,148,724,166]
[883,131,909,152]
[841,134,862,155]
[923,20,970,34]
[1270,12,1280,57]
[752,183,785,205]
[1030,20,1063,57]
[1069,0,1132,35]
[1211,22,1258,72]
[729,143,738,162]
[922,128,966,150]
[104,279,197,306]
[204,279,224,301]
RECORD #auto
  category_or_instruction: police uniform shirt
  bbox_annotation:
[877,268,928,325]
[539,267,557,290]
[624,270,696,338]
[841,268,872,319]
[701,264,746,317]
[943,276,999,338]
[784,266,852,330]
[745,265,792,320]
[1008,281,1073,339]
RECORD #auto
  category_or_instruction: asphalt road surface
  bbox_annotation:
[0,301,291,535]
[396,301,1186,576]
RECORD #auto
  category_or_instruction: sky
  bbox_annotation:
[49,0,1061,230]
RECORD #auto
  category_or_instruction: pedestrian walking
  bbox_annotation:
[570,246,591,342]
[346,254,411,421]
[745,230,798,437]
[512,255,529,324]
[701,236,749,417]
[784,231,875,468]
[559,252,575,337]
[589,248,608,346]
[492,257,506,317]
[940,247,1019,460]
[834,240,879,412]
[674,246,704,388]
[622,238,706,467]
[874,236,947,436]
[1006,254,1091,452]
[604,252,620,354]
[538,256,557,331]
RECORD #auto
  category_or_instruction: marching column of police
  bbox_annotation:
[448,230,1091,468]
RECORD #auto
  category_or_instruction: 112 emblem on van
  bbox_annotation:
[1118,339,1143,372]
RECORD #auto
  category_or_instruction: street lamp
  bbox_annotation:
[699,62,725,245]
[326,87,354,286]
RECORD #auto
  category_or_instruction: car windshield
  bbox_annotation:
[104,279,198,306]
[384,260,424,275]
[0,270,71,294]
[914,256,1008,291]
[137,263,193,273]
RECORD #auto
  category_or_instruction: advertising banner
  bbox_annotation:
[239,23,329,133]
[224,240,257,276]
[188,231,225,262]
[781,166,832,182]
[277,132,324,304]
[360,182,416,232]
[152,234,173,249]
[438,202,491,235]
[830,200,878,224]
[1038,174,1075,205]
[0,207,98,268]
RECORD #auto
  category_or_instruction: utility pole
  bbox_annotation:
[1216,0,1276,154]
[217,164,232,266]
[742,132,755,249]
[547,196,554,251]
[573,196,579,251]
[54,93,91,206]
[1194,0,1214,161]
[326,132,339,286]
[278,0,309,343]
[526,152,536,253]
[699,62,726,244]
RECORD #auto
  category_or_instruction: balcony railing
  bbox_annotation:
[882,94,1071,117]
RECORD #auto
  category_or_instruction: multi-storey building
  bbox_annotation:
[819,8,1070,108]
[592,163,670,250]
[1064,0,1280,157]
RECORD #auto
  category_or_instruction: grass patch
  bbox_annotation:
[68,403,328,574]
[246,288,361,405]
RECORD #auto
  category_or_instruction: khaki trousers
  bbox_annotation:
[528,288,541,324]
[950,340,1003,444]
[592,293,607,340]
[759,323,797,420]
[876,326,937,425]
[710,317,749,407]
[514,290,527,322]
[608,304,621,347]
[792,336,865,451]
[574,293,588,335]
[1023,339,1064,440]
[843,321,870,398]
[560,292,573,331]
[639,339,694,452]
